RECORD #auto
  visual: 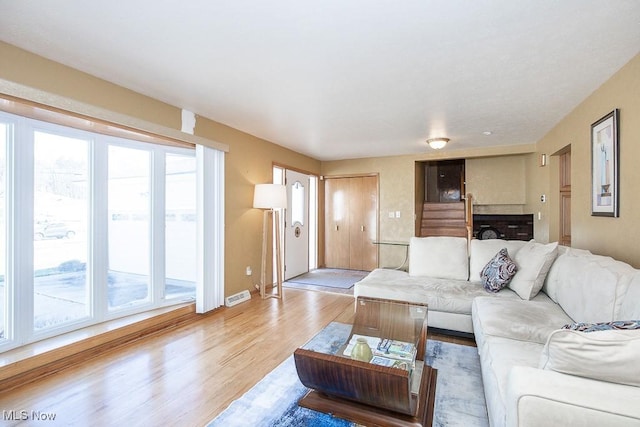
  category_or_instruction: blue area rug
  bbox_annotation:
[208,322,488,427]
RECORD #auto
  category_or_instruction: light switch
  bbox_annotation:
[388,211,395,218]
[395,211,401,218]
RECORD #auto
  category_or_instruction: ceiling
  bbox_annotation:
[1,1,639,161]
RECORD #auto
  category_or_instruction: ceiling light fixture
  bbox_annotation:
[426,137,449,150]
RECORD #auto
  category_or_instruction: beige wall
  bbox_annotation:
[466,155,525,206]
[196,120,320,296]
[0,41,321,298]
[528,53,640,267]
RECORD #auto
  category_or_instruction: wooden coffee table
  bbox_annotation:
[293,297,437,427]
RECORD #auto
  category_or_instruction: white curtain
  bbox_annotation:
[196,145,225,313]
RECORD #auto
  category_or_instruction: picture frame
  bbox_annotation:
[591,109,619,217]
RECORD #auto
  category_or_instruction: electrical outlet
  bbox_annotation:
[245,266,252,276]
[395,211,401,218]
[388,211,395,218]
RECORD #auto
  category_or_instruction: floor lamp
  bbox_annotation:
[253,184,287,299]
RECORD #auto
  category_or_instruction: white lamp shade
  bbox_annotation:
[253,184,287,209]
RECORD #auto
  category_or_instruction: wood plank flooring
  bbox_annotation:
[0,289,475,427]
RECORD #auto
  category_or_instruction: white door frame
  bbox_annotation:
[274,166,317,280]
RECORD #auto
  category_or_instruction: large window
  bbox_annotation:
[33,131,90,331]
[165,153,196,300]
[0,109,206,352]
[108,145,151,310]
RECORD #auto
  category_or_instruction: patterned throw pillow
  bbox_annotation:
[481,248,518,293]
[562,320,640,332]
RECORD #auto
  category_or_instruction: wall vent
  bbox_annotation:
[225,290,251,307]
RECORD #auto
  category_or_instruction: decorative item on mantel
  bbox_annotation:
[426,137,449,150]
[253,183,287,299]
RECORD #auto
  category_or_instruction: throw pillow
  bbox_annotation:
[480,248,517,293]
[539,328,640,387]
[562,320,640,332]
[468,239,527,283]
[508,240,558,300]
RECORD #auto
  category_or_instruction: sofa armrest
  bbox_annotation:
[506,366,640,427]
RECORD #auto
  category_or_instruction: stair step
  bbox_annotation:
[422,219,466,228]
[420,227,468,238]
[422,202,465,210]
[420,201,469,238]
[422,210,466,220]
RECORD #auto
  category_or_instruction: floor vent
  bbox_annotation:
[225,290,251,307]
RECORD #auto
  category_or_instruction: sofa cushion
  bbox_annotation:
[469,239,527,283]
[543,246,593,303]
[539,329,640,387]
[472,295,573,345]
[547,251,636,323]
[355,268,521,316]
[619,272,640,320]
[409,236,469,280]
[508,241,558,300]
[477,336,544,427]
[481,248,518,292]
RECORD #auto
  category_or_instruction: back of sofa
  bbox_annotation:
[544,247,640,323]
[409,236,469,280]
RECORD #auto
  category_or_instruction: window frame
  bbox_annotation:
[0,106,216,353]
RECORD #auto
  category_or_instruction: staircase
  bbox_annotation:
[420,202,468,238]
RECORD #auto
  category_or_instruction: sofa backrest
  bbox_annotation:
[468,239,527,283]
[619,273,640,320]
[544,247,639,323]
[409,236,469,280]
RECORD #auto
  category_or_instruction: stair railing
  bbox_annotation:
[465,193,474,243]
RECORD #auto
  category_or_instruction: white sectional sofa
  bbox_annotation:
[354,236,640,427]
[355,236,540,334]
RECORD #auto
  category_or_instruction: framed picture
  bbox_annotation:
[591,109,619,217]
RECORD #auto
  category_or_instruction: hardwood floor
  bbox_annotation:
[0,289,475,426]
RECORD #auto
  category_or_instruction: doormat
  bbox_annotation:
[284,268,369,289]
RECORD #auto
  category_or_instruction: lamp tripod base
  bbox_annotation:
[258,209,283,299]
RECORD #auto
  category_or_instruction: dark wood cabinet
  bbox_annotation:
[472,214,533,241]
